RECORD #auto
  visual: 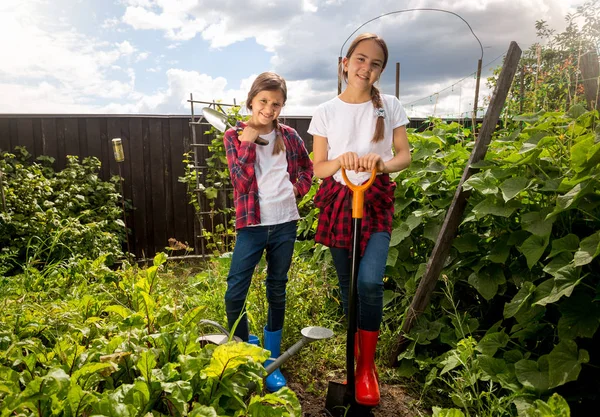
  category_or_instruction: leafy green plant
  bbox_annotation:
[0,253,303,416]
[385,107,599,414]
[0,147,124,276]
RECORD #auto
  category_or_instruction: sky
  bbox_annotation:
[0,0,585,118]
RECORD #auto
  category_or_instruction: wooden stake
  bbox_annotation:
[472,58,483,137]
[388,41,522,367]
[396,62,400,99]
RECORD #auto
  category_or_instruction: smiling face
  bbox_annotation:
[249,89,285,132]
[343,38,386,91]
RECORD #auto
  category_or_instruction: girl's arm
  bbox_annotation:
[224,129,256,194]
[382,125,411,174]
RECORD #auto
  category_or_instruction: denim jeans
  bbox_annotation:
[224,220,297,341]
[329,231,390,332]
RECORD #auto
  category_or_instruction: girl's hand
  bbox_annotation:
[358,153,385,172]
[238,125,260,143]
[337,151,360,171]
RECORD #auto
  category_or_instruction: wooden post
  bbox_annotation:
[388,41,522,367]
[472,59,483,137]
[395,62,400,99]
[519,65,525,114]
[338,56,342,95]
[0,167,6,212]
[580,48,600,111]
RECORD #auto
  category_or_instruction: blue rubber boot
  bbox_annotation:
[248,334,260,346]
[263,326,286,392]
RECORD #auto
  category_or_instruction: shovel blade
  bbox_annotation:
[325,381,374,417]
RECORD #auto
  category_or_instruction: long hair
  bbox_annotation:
[246,72,287,155]
[340,33,389,143]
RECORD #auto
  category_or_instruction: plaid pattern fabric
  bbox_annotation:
[314,174,396,255]
[224,122,313,229]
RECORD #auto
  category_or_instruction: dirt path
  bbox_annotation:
[289,380,421,416]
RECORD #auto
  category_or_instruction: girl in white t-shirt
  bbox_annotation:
[308,33,411,407]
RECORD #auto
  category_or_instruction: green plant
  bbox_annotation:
[0,148,124,276]
[385,108,599,413]
[180,106,246,256]
[0,253,303,416]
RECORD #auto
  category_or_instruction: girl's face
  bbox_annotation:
[249,89,285,130]
[344,39,385,90]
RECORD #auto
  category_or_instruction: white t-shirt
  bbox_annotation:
[252,130,300,226]
[308,94,409,185]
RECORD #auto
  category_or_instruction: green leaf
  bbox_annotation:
[487,235,510,264]
[504,282,535,319]
[153,252,168,266]
[432,408,466,417]
[453,233,480,253]
[472,196,518,219]
[570,135,595,172]
[558,292,600,339]
[573,231,600,266]
[548,340,589,388]
[551,180,594,216]
[247,387,302,416]
[203,342,269,379]
[547,234,580,259]
[189,405,218,417]
[136,350,157,382]
[521,209,555,237]
[104,305,132,319]
[515,356,550,392]
[499,176,529,202]
[477,331,509,356]
[518,234,550,269]
[534,264,582,306]
[468,267,506,300]
[462,170,498,195]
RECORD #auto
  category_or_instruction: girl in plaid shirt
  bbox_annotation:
[223,72,313,392]
[308,33,411,406]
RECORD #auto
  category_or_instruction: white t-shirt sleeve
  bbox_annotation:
[390,96,410,129]
[307,104,327,137]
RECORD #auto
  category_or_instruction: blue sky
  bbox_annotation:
[0,0,584,116]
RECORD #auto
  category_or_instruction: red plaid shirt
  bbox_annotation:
[314,174,395,255]
[224,122,313,229]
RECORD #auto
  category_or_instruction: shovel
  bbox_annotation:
[201,107,268,146]
[325,168,377,417]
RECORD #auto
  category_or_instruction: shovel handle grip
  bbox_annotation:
[341,168,377,219]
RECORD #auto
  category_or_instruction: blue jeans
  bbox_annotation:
[225,220,297,341]
[330,231,390,332]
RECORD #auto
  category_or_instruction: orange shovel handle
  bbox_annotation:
[341,168,377,219]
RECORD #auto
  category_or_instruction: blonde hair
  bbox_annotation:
[246,72,287,155]
[340,33,389,143]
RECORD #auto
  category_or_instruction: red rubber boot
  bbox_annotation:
[355,329,380,406]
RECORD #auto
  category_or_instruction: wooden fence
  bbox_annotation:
[0,114,462,259]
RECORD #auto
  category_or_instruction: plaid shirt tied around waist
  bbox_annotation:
[314,174,396,256]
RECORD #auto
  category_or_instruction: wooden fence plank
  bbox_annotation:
[169,118,188,250]
[129,118,148,258]
[149,118,166,255]
[161,119,175,245]
[63,118,80,159]
[55,119,66,169]
[0,119,11,152]
[41,119,58,164]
